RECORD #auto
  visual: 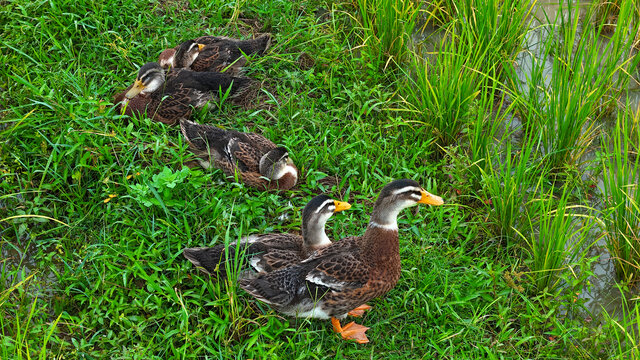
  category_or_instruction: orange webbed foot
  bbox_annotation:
[331,317,370,344]
[347,304,372,317]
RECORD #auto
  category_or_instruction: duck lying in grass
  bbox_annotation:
[114,62,258,125]
[239,179,444,344]
[183,194,351,276]
[158,34,271,75]
[179,118,298,191]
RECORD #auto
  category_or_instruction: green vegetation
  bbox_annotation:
[602,106,640,284]
[522,184,597,292]
[2,0,640,358]
[352,0,419,67]
[509,0,637,169]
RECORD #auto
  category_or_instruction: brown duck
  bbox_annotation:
[179,118,298,191]
[158,34,271,75]
[114,62,257,125]
[183,194,351,276]
[239,179,444,344]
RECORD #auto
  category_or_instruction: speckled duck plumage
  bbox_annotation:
[179,118,298,191]
[239,179,444,321]
[182,194,351,276]
[113,62,258,125]
[158,34,271,75]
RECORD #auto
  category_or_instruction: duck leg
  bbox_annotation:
[331,317,370,344]
[347,304,372,317]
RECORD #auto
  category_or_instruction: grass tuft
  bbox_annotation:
[351,0,420,68]
[601,104,640,284]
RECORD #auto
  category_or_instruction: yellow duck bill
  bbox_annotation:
[333,200,351,213]
[418,189,444,205]
[125,80,145,99]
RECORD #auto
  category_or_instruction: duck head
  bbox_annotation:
[259,147,298,183]
[302,194,351,248]
[125,62,165,99]
[370,179,443,228]
[173,40,206,68]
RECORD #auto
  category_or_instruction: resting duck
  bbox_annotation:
[158,34,271,75]
[239,179,444,343]
[182,194,351,276]
[114,62,258,125]
[179,118,298,191]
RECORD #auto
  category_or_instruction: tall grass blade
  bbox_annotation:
[352,0,419,67]
[522,184,597,292]
[479,133,542,243]
[601,104,640,283]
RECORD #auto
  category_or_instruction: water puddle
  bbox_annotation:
[525,1,639,325]
[524,0,640,326]
[581,242,627,316]
[412,0,639,326]
[0,228,59,299]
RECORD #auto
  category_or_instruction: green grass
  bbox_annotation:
[2,0,640,358]
[400,0,532,149]
[402,39,482,148]
[478,136,544,244]
[601,104,640,284]
[601,285,640,359]
[520,184,597,292]
[351,0,419,68]
[508,0,640,169]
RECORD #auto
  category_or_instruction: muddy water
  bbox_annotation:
[526,1,640,322]
[413,0,639,323]
[524,1,640,322]
[580,242,629,315]
[0,228,59,298]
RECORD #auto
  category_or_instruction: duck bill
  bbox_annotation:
[125,80,145,99]
[333,200,351,212]
[418,189,444,205]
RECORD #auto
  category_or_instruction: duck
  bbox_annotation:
[114,62,258,125]
[239,179,444,344]
[158,34,272,75]
[179,118,298,191]
[182,194,352,277]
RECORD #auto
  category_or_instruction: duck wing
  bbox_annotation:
[224,138,261,173]
[191,45,247,74]
[149,86,201,125]
[183,233,303,276]
[245,233,305,272]
[225,131,276,173]
[241,132,277,153]
[179,119,231,159]
[194,35,271,55]
[210,138,270,190]
[304,253,369,291]
[169,69,255,98]
[240,239,368,307]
